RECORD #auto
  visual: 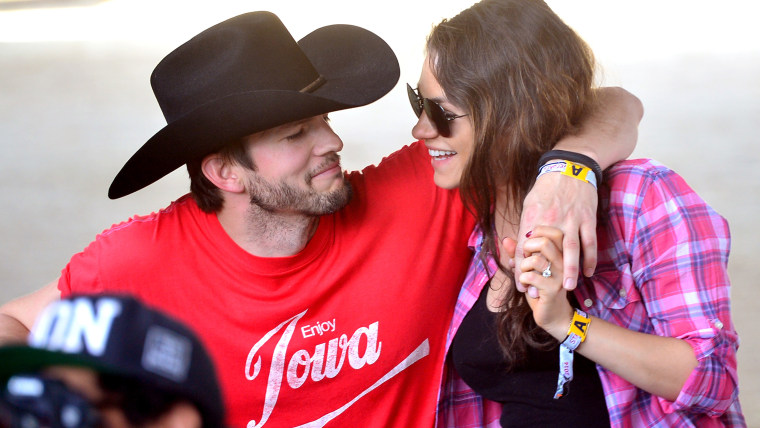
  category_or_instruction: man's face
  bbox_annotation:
[241,114,352,215]
[43,367,202,428]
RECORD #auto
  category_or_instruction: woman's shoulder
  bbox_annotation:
[603,158,695,201]
[601,159,727,235]
[605,158,673,183]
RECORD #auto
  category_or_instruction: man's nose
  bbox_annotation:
[313,118,344,155]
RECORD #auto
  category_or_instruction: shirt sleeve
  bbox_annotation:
[58,238,106,297]
[625,164,739,416]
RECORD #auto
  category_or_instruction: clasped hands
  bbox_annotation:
[502,170,598,340]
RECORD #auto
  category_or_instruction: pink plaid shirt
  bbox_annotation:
[436,159,745,427]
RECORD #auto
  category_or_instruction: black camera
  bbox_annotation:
[0,374,102,428]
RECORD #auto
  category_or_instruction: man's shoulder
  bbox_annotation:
[61,195,209,300]
[347,141,428,179]
[97,194,199,240]
[344,141,431,201]
[340,140,471,227]
[375,140,428,165]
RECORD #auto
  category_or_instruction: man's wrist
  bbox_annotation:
[537,160,597,189]
[538,150,603,186]
[552,135,602,164]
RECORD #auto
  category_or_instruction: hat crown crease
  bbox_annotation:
[151,12,321,124]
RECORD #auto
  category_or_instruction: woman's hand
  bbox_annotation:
[516,226,574,340]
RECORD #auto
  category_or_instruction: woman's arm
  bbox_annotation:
[518,164,739,413]
[517,226,696,400]
[566,316,697,401]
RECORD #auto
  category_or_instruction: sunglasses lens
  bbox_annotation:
[407,84,453,137]
[406,84,422,117]
[423,99,451,137]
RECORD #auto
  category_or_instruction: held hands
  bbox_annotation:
[515,171,598,293]
[503,226,574,341]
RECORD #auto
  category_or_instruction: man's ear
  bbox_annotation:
[201,154,245,193]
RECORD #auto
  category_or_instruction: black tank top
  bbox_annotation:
[450,283,610,427]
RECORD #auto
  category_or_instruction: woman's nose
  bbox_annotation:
[411,112,438,141]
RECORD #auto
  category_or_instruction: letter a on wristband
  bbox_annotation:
[567,309,590,342]
[537,160,597,189]
[560,161,596,188]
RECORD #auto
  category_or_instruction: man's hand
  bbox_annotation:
[515,172,597,295]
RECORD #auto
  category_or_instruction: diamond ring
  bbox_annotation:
[542,262,552,278]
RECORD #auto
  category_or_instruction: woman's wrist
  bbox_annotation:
[543,306,576,341]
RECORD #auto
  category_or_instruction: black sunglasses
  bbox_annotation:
[406,84,467,137]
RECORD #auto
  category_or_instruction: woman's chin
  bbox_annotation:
[433,173,461,190]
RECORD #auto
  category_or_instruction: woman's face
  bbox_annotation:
[411,56,474,190]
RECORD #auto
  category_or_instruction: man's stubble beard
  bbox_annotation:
[247,173,353,216]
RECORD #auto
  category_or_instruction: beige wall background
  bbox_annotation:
[1,0,758,425]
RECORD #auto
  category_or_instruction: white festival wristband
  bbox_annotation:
[553,309,591,399]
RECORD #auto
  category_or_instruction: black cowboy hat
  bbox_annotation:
[108,11,399,199]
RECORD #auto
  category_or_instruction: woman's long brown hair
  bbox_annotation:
[427,0,596,369]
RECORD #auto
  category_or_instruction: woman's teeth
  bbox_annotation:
[429,149,457,159]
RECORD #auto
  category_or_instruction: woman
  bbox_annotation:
[408,0,745,426]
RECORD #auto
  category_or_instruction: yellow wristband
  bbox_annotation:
[537,160,598,189]
[566,309,591,345]
[560,161,596,187]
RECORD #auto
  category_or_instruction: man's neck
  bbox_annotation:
[216,202,319,258]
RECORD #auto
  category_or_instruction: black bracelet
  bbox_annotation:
[538,150,603,186]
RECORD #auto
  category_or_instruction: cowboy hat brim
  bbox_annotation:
[108,21,399,199]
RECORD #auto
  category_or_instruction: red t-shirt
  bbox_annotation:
[59,141,475,427]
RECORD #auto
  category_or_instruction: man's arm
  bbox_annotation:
[513,87,643,294]
[555,86,642,168]
[0,279,61,344]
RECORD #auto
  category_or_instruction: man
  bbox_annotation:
[0,11,640,427]
[0,293,224,427]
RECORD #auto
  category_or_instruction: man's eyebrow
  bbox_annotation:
[262,117,311,137]
[288,117,312,127]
